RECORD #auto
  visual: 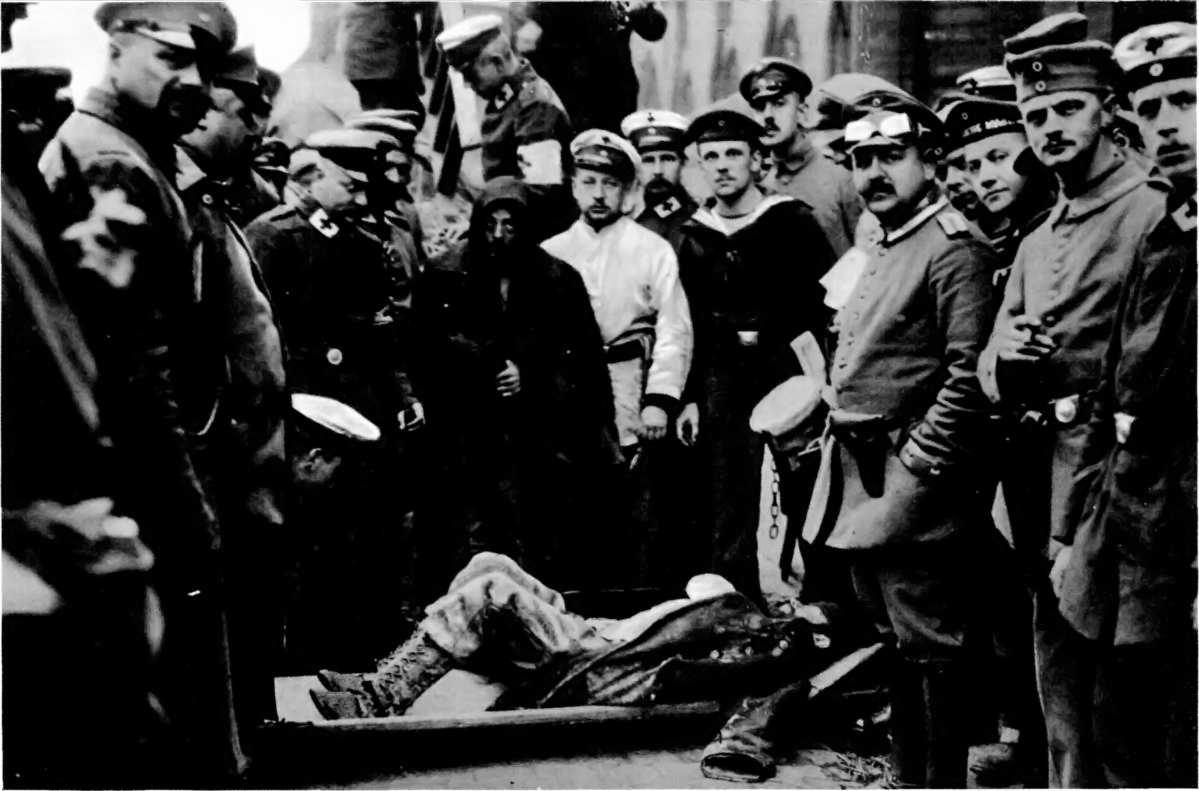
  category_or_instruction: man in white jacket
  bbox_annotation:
[543,128,693,452]
[542,129,693,588]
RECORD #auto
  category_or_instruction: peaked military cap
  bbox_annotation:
[212,45,269,114]
[842,88,942,155]
[620,109,688,153]
[569,128,639,180]
[941,98,1024,151]
[1115,22,1197,93]
[292,394,380,443]
[436,14,504,69]
[806,72,899,132]
[739,57,813,105]
[683,109,764,147]
[303,128,396,183]
[1004,13,1117,104]
[955,65,1017,102]
[95,2,237,52]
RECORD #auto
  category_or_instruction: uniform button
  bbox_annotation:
[1042,313,1057,326]
[1035,80,1047,93]
[326,348,343,366]
[201,193,214,206]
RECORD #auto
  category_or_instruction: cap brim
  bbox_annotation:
[291,394,381,442]
[137,28,197,50]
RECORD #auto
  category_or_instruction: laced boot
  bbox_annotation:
[317,669,372,694]
[369,627,454,716]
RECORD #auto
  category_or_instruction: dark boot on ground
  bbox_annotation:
[888,659,967,788]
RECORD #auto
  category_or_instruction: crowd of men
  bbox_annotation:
[2,1,1195,788]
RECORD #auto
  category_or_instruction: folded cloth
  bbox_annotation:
[700,678,811,782]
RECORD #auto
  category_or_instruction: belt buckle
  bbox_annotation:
[736,330,759,347]
[1053,395,1079,424]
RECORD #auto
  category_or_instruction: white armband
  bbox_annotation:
[517,139,564,185]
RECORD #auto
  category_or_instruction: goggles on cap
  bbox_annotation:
[844,112,917,145]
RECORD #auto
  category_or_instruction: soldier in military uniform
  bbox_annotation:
[800,87,997,787]
[436,14,574,239]
[621,109,697,247]
[676,110,836,605]
[175,43,289,757]
[245,129,425,669]
[1038,23,1197,788]
[976,14,1174,787]
[741,58,862,257]
[37,2,247,782]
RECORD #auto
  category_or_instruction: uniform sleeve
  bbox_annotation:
[244,218,296,324]
[42,149,219,594]
[642,243,693,408]
[978,243,1028,403]
[904,240,996,468]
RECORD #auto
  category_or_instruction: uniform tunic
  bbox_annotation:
[39,87,240,780]
[542,215,693,447]
[762,141,862,258]
[812,195,997,550]
[978,154,1170,549]
[636,186,699,251]
[480,57,571,185]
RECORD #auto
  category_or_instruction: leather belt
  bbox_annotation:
[1020,394,1086,429]
[606,338,646,364]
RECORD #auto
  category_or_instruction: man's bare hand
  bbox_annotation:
[676,402,700,446]
[496,360,521,398]
[398,401,425,432]
[995,314,1056,362]
[638,405,668,441]
[1049,544,1074,599]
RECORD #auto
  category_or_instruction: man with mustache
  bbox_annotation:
[803,87,996,787]
[621,109,696,246]
[175,44,288,768]
[541,129,693,589]
[742,58,861,257]
[676,109,835,605]
[37,3,248,782]
[977,14,1174,787]
[1036,23,1197,788]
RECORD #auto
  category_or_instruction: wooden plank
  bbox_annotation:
[276,672,722,734]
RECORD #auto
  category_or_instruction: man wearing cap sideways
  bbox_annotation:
[437,14,573,239]
[976,14,1175,787]
[542,129,693,585]
[246,129,426,668]
[801,85,997,787]
[674,109,835,604]
[742,57,862,257]
[175,42,289,746]
[1036,22,1197,788]
[38,3,247,781]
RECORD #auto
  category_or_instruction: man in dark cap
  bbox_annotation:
[977,14,1175,787]
[437,14,574,238]
[741,57,861,257]
[801,86,997,788]
[175,42,289,762]
[411,176,615,590]
[543,128,693,590]
[246,129,426,668]
[1037,22,1197,788]
[934,100,988,223]
[942,95,1057,788]
[38,3,247,782]
[675,109,835,606]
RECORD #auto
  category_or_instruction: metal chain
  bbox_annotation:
[768,458,781,540]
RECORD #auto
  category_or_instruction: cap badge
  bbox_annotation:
[1035,80,1048,93]
[326,348,344,366]
[1031,61,1044,72]
[1149,63,1165,77]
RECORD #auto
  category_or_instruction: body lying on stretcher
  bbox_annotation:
[308,552,878,714]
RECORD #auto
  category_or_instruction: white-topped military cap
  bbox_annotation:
[620,109,689,153]
[570,128,641,180]
[436,14,504,68]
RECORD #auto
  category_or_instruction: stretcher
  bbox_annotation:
[269,643,883,736]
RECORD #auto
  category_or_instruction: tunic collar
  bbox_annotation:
[79,87,177,175]
[690,193,797,237]
[771,138,816,179]
[1048,152,1158,227]
[879,193,947,246]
